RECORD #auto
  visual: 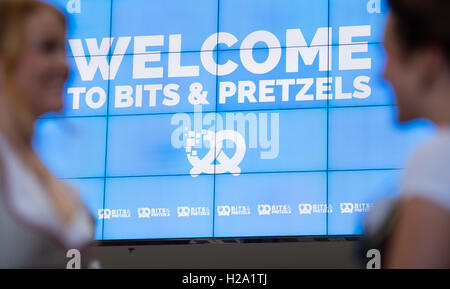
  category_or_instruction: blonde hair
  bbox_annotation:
[0,0,66,72]
[0,0,79,227]
[0,0,66,139]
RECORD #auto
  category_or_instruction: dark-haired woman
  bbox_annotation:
[364,0,450,269]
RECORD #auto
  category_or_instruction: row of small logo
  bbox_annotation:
[97,203,374,219]
[97,207,210,219]
[218,203,373,216]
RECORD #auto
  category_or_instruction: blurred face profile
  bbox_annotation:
[12,8,69,118]
[383,13,424,123]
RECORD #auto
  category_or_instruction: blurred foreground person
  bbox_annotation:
[363,0,450,269]
[0,0,96,268]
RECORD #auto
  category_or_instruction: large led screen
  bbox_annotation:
[35,0,436,240]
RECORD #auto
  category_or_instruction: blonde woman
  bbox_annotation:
[0,0,96,268]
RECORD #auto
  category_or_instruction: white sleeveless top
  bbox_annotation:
[364,126,450,238]
[0,133,95,268]
[401,126,450,211]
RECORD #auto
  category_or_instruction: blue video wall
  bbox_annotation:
[34,0,436,240]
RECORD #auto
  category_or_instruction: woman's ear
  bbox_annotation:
[419,46,447,90]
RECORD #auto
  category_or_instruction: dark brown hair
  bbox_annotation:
[388,0,450,64]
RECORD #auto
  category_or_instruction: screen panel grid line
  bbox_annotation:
[101,0,114,241]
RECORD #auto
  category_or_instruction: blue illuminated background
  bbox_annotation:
[35,0,436,240]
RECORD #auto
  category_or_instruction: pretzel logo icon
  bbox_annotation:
[217,206,231,216]
[340,203,354,214]
[138,208,151,218]
[298,204,313,215]
[98,209,111,219]
[258,205,271,216]
[185,129,246,177]
[177,206,190,217]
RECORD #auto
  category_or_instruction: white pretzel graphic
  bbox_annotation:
[186,130,246,177]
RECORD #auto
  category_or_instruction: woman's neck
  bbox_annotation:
[0,93,34,153]
[425,92,450,128]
